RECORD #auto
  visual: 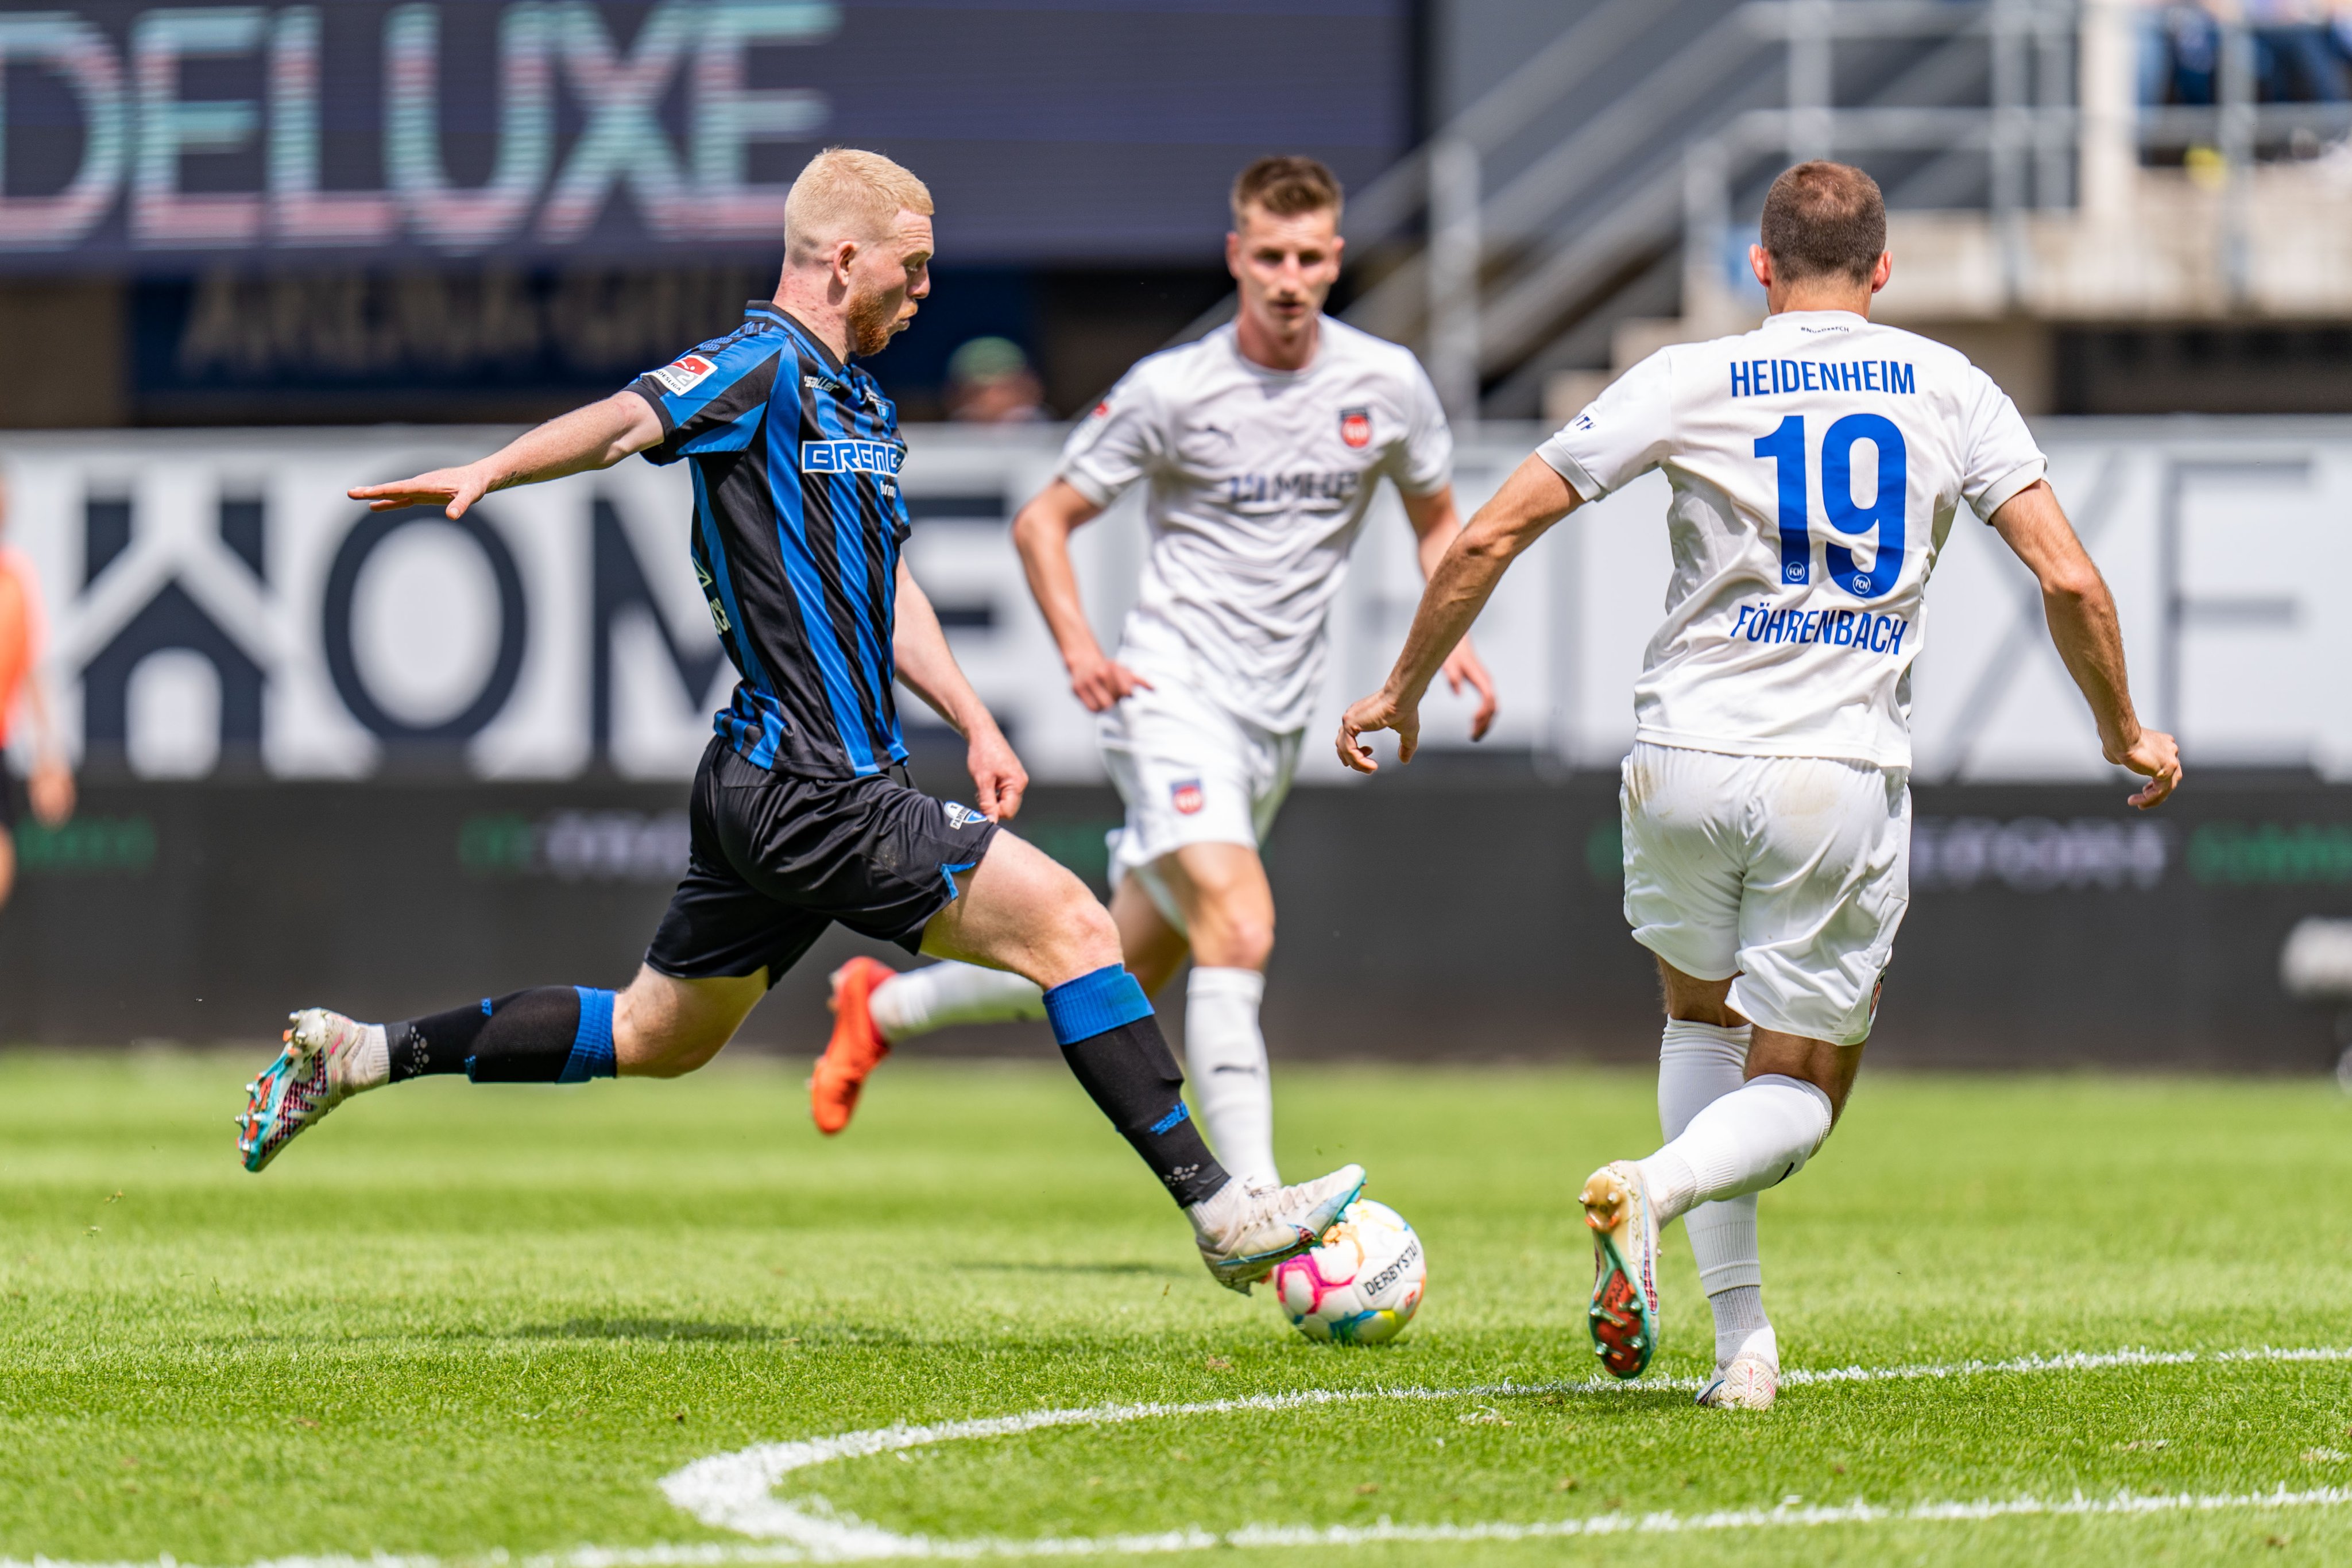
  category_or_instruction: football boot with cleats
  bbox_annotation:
[237,1009,372,1173]
[1196,1163,1365,1293]
[811,957,898,1135]
[1580,1160,1661,1378]
[1696,1350,1780,1410]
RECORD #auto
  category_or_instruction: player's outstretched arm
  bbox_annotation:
[348,391,666,518]
[1990,479,2181,810]
[1401,486,1499,742]
[1339,455,1579,773]
[893,559,1028,820]
[1010,479,1150,712]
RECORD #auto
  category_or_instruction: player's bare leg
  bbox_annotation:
[1152,843,1281,1193]
[818,842,1196,1135]
[1110,876,1192,996]
[614,969,769,1076]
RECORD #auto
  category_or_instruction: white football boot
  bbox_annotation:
[237,1009,378,1173]
[1696,1350,1780,1410]
[1579,1160,1661,1379]
[1194,1164,1365,1292]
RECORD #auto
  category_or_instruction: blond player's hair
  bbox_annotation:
[784,148,934,262]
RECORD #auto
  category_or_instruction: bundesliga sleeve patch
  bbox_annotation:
[648,354,718,396]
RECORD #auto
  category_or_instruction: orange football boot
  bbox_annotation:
[811,956,899,1135]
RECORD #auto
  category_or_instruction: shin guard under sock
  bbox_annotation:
[1045,965,1228,1207]
[388,986,617,1084]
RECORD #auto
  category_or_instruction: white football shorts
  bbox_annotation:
[1098,673,1301,935]
[1620,739,1911,1046]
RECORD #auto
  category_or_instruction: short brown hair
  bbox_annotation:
[1231,156,1343,228]
[1759,161,1886,285]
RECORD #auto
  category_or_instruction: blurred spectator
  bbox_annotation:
[945,336,1047,424]
[2140,0,2352,108]
[2140,0,2221,106]
[0,473,76,915]
[2249,0,2351,101]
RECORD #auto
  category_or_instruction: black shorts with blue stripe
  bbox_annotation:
[645,738,1000,988]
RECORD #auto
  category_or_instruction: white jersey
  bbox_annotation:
[1057,317,1453,734]
[1539,309,2046,771]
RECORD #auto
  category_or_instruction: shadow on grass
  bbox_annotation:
[508,1317,924,1346]
[513,1317,796,1342]
[951,1261,1192,1279]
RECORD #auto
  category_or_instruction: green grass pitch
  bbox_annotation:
[2,1050,2350,1566]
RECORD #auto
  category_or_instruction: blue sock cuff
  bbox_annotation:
[558,987,617,1082]
[1042,965,1152,1046]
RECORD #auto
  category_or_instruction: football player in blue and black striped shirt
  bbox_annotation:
[235,149,1365,1291]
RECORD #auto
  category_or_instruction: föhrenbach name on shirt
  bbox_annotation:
[1732,602,1910,654]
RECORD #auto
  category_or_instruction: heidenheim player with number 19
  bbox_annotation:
[1341,162,2181,1408]
[808,157,1496,1197]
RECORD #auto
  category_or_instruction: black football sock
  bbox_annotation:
[388,987,617,1084]
[1045,965,1229,1207]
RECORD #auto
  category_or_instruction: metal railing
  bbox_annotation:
[1353,0,2352,421]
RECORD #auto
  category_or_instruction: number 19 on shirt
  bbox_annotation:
[1754,413,1909,599]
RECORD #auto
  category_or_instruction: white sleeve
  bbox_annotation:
[1391,356,1454,497]
[1057,370,1164,507]
[1535,349,1676,501]
[1961,369,2047,522]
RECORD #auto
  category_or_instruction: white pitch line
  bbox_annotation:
[9,1486,2352,1568]
[656,1342,2352,1559]
[9,1344,2352,1568]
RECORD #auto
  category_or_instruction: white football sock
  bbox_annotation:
[343,1023,389,1093]
[1185,967,1278,1191]
[1185,1172,1246,1240]
[1637,1073,1833,1228]
[1657,1019,1750,1136]
[867,961,1045,1042]
[1708,1294,1776,1370]
[1655,1020,1767,1342]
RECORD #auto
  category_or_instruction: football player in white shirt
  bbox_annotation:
[811,157,1496,1201]
[1339,162,2181,1403]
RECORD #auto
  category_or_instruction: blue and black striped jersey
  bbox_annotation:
[628,303,913,780]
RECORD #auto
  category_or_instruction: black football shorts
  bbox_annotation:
[645,737,1001,987]
[0,768,17,834]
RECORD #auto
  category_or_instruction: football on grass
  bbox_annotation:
[1271,1198,1424,1345]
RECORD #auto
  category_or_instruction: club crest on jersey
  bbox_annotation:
[1170,779,1205,815]
[943,802,986,828]
[1339,406,1373,448]
[649,354,717,396]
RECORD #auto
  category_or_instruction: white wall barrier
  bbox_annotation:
[1,417,2346,785]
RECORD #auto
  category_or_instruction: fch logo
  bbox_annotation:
[1171,778,1205,815]
[1338,407,1372,449]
